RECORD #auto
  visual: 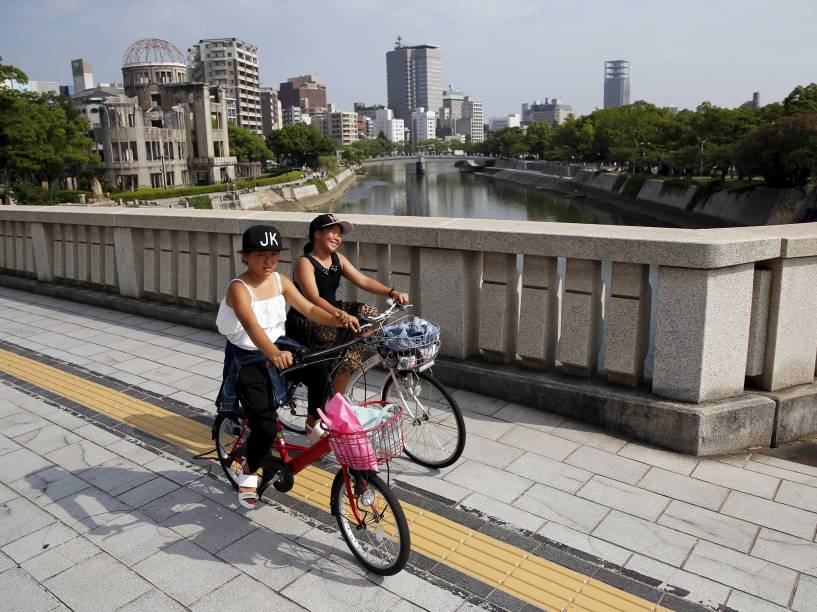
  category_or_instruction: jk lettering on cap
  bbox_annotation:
[259,231,278,247]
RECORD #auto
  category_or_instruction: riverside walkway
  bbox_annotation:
[1,285,816,611]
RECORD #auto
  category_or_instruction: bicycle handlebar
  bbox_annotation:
[280,298,412,375]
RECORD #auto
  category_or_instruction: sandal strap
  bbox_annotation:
[237,473,259,488]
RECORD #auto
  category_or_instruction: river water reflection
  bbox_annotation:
[329,160,668,226]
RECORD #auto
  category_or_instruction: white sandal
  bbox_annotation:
[237,473,259,509]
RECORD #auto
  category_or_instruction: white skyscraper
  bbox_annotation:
[411,108,436,145]
[374,109,405,143]
[71,59,93,93]
[604,60,630,109]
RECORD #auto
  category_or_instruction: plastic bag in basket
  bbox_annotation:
[317,393,378,471]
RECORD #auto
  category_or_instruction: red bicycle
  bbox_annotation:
[212,341,411,575]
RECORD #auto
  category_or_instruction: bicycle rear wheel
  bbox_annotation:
[382,371,465,468]
[344,352,383,404]
[330,469,410,575]
[277,386,308,433]
[213,413,246,490]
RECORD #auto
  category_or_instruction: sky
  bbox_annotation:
[2,0,816,118]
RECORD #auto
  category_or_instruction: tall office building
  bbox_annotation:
[386,37,443,123]
[603,60,630,109]
[522,98,573,126]
[410,108,436,145]
[188,38,262,133]
[278,74,327,110]
[71,59,94,93]
[260,87,282,135]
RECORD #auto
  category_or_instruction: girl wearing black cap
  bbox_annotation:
[286,214,409,428]
[215,224,359,509]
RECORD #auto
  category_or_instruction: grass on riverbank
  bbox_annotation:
[113,170,302,202]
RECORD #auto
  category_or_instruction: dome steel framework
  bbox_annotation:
[122,38,186,67]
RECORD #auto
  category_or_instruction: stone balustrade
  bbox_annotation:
[2,207,817,453]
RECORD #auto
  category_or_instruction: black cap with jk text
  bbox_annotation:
[239,224,288,252]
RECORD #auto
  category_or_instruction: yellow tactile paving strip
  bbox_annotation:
[0,347,668,612]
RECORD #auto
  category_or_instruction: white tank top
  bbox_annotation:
[216,274,286,351]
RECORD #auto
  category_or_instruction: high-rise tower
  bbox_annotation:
[386,37,443,123]
[188,38,262,134]
[604,60,630,109]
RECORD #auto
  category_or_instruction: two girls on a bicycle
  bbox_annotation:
[285,213,408,440]
[214,224,359,509]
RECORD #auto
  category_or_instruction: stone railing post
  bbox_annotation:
[113,227,144,298]
[559,258,603,376]
[652,263,755,402]
[759,256,817,391]
[30,222,54,282]
[479,252,520,362]
[517,255,560,368]
[418,247,481,360]
[604,262,651,386]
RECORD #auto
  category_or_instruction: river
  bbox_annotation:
[326,160,668,226]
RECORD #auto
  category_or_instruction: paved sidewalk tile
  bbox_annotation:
[744,459,817,488]
[10,466,89,507]
[73,422,122,447]
[0,432,21,456]
[539,520,633,566]
[725,590,788,612]
[564,445,649,485]
[191,573,303,612]
[751,528,817,576]
[638,467,728,511]
[118,477,180,508]
[107,438,161,465]
[0,567,64,611]
[721,491,817,539]
[459,411,516,441]
[142,455,202,486]
[691,460,780,499]
[0,496,56,547]
[684,540,797,606]
[43,487,130,534]
[140,487,208,523]
[792,574,817,611]
[13,423,81,455]
[460,432,525,469]
[1,522,76,564]
[444,460,531,504]
[160,496,257,554]
[506,452,592,494]
[0,482,16,504]
[550,421,628,453]
[577,475,670,521]
[78,456,157,497]
[133,539,240,606]
[593,511,697,566]
[497,426,580,461]
[21,536,100,581]
[44,552,152,611]
[119,588,187,611]
[775,479,817,513]
[45,439,118,472]
[0,410,50,438]
[85,509,183,566]
[0,448,53,482]
[513,482,609,533]
[624,554,730,609]
[217,528,316,592]
[451,389,508,416]
[460,492,547,533]
[282,558,403,611]
[492,401,566,433]
[657,501,758,553]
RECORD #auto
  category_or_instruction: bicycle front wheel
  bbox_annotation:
[383,371,465,468]
[330,469,410,575]
[213,413,246,490]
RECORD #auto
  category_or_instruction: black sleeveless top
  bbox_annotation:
[290,252,341,318]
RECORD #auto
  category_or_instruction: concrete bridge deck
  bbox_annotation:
[1,286,816,611]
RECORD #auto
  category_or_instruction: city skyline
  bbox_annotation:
[2,0,816,118]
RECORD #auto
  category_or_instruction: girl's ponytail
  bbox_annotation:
[303,241,314,254]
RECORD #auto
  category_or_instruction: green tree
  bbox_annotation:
[265,124,336,168]
[481,127,528,158]
[525,121,553,159]
[783,84,817,115]
[734,113,817,187]
[0,56,28,87]
[227,123,271,162]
